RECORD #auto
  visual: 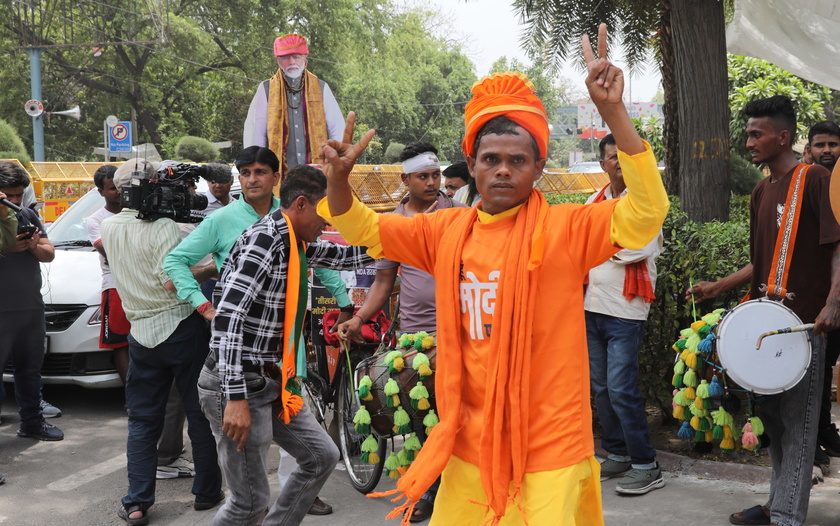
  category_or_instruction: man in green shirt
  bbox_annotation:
[164,145,356,515]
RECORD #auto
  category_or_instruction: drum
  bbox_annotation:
[715,299,812,395]
[354,346,437,438]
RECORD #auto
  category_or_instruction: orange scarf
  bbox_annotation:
[276,213,306,424]
[266,70,329,177]
[372,189,549,525]
[591,184,655,303]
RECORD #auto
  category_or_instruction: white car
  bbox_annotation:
[3,175,239,388]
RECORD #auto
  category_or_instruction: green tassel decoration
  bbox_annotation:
[385,350,405,373]
[361,435,380,465]
[412,331,430,351]
[674,361,686,374]
[398,333,414,349]
[412,352,433,380]
[353,406,371,435]
[397,447,409,467]
[673,389,689,406]
[675,338,687,351]
[712,425,724,440]
[695,429,705,442]
[751,417,764,436]
[358,375,373,401]
[684,368,698,387]
[392,406,412,435]
[384,378,400,407]
[385,452,401,479]
[695,380,710,399]
[409,381,431,410]
[423,409,439,435]
[403,433,422,462]
[672,373,684,388]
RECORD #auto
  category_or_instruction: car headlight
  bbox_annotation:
[87,306,102,325]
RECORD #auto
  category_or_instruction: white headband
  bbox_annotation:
[402,151,440,174]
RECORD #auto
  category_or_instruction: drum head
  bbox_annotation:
[716,299,811,395]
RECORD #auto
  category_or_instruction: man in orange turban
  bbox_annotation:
[243,33,344,178]
[318,25,669,525]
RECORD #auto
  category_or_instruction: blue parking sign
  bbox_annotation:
[109,121,132,153]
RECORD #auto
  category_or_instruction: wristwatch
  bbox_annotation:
[339,304,355,314]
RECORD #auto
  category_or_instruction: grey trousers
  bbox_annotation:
[761,332,825,526]
[198,365,339,526]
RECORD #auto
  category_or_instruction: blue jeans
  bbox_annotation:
[0,308,46,426]
[198,364,339,526]
[122,314,221,511]
[586,311,656,466]
[762,332,824,526]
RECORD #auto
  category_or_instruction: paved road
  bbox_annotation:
[1,384,839,525]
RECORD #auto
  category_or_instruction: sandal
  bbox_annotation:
[409,498,434,523]
[729,504,770,525]
[118,504,149,526]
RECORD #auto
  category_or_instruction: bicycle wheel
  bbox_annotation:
[337,359,386,493]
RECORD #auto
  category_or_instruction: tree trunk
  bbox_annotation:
[658,0,679,196]
[672,0,730,222]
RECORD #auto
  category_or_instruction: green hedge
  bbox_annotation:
[641,195,750,420]
[546,192,751,420]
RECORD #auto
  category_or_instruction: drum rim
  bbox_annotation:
[715,298,811,395]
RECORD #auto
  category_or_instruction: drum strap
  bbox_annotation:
[764,163,810,300]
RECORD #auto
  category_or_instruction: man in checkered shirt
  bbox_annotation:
[198,164,372,525]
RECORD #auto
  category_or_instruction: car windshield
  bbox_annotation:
[47,189,103,247]
[569,162,604,173]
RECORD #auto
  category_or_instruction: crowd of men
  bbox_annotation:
[1,24,839,526]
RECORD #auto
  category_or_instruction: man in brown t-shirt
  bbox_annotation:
[688,95,840,526]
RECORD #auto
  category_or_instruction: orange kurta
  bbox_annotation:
[376,197,619,471]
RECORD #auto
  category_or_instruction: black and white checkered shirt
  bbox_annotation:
[212,209,373,399]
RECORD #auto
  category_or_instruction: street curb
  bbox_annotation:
[595,440,840,485]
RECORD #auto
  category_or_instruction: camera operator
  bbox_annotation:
[0,162,63,465]
[101,159,223,525]
[163,146,364,516]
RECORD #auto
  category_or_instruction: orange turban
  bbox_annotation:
[274,33,309,56]
[461,72,549,159]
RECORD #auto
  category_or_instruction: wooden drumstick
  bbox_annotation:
[755,324,815,350]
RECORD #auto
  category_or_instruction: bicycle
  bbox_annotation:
[302,311,390,493]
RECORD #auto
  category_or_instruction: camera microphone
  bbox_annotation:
[0,197,22,213]
[200,163,233,185]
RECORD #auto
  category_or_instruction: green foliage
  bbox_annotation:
[341,9,476,163]
[545,192,588,205]
[728,55,830,153]
[174,136,219,162]
[385,142,405,164]
[632,116,665,162]
[729,153,764,196]
[639,195,750,417]
[0,118,28,157]
[0,151,32,165]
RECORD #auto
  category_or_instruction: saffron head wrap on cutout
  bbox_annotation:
[274,33,309,57]
[461,72,549,159]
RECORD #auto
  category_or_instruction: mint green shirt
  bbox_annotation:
[164,196,351,309]
[101,210,193,348]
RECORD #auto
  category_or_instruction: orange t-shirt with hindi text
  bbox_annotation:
[378,198,620,472]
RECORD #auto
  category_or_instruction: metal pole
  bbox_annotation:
[27,48,45,162]
[103,121,110,162]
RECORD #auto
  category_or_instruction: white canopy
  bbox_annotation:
[727,0,840,91]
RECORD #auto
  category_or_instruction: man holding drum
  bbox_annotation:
[688,95,840,526]
[318,24,668,525]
